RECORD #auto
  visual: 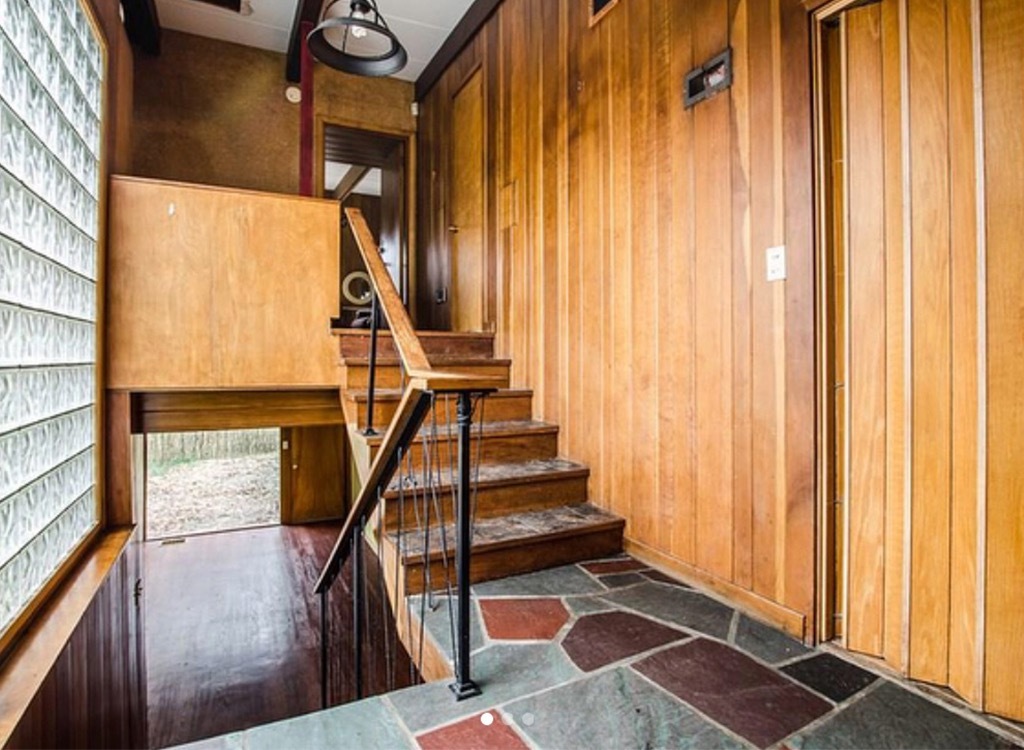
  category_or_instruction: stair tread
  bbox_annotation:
[361,419,558,446]
[384,457,588,495]
[390,503,623,560]
[344,387,533,403]
[340,356,512,366]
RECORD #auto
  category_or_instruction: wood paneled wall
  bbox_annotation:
[416,0,1024,721]
[418,0,816,634]
[2,532,145,750]
[819,0,1024,720]
[106,177,341,389]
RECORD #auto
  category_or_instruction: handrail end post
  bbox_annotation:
[448,391,482,702]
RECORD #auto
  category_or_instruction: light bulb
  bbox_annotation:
[351,25,368,38]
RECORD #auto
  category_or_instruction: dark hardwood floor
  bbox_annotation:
[144,524,413,748]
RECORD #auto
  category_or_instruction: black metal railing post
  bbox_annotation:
[364,293,380,436]
[449,392,482,700]
[352,515,365,700]
[320,590,329,709]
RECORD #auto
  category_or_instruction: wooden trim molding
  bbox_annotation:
[0,529,133,746]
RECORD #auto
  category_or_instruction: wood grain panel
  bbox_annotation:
[982,0,1024,720]
[945,0,981,705]
[417,0,815,638]
[107,177,341,389]
[136,390,345,433]
[844,3,887,658]
[906,0,952,686]
[693,0,734,581]
[879,0,906,673]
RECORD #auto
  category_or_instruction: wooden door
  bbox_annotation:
[280,426,347,524]
[821,0,893,658]
[449,69,486,331]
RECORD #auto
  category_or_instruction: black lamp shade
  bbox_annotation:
[307,0,408,77]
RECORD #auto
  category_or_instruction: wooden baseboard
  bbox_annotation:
[624,538,808,641]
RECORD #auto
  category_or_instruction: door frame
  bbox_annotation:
[314,117,417,315]
[811,0,865,646]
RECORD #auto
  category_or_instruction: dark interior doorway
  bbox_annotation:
[322,124,408,326]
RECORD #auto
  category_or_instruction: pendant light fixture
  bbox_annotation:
[307,0,408,77]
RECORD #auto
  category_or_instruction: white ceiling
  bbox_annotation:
[154,0,476,81]
[324,164,381,195]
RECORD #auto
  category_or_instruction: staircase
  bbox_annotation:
[337,329,624,595]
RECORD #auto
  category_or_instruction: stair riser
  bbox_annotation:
[382,474,589,530]
[368,431,559,474]
[392,525,624,595]
[341,363,511,390]
[338,333,494,360]
[350,394,533,430]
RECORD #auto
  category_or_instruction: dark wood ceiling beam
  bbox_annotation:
[122,0,162,56]
[414,0,503,101]
[286,0,324,82]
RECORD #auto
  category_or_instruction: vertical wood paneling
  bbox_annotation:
[418,0,815,636]
[730,0,754,591]
[879,0,907,672]
[906,0,953,685]
[5,537,145,750]
[945,0,981,705]
[415,0,1024,720]
[844,3,887,658]
[749,0,780,601]
[983,0,1024,720]
[693,0,735,581]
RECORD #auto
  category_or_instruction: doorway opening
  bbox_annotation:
[320,123,409,326]
[144,428,281,540]
[814,0,892,655]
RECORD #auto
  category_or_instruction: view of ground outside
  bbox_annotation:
[146,429,281,539]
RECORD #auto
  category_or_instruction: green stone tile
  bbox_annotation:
[473,565,605,597]
[387,643,581,733]
[733,614,811,665]
[406,593,485,663]
[564,595,617,617]
[788,681,1020,750]
[600,582,734,639]
[236,696,414,750]
[506,667,749,750]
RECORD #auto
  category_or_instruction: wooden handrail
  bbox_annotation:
[344,207,505,393]
[346,207,432,374]
[314,381,433,594]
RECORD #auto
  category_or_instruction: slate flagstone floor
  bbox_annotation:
[185,556,1024,750]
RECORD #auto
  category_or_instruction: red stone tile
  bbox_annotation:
[581,558,648,574]
[479,598,569,640]
[561,611,689,671]
[634,639,831,748]
[417,713,529,750]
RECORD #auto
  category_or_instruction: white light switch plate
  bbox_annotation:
[766,245,786,282]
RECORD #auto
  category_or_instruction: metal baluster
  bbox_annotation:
[364,293,380,436]
[449,392,481,700]
[352,516,365,700]
[320,589,329,709]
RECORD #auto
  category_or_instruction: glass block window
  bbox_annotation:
[0,0,104,637]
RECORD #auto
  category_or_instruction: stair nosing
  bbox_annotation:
[394,514,625,565]
[340,356,512,367]
[362,420,559,446]
[382,461,589,497]
[344,387,533,403]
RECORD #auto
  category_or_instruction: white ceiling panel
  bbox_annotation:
[154,0,476,81]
